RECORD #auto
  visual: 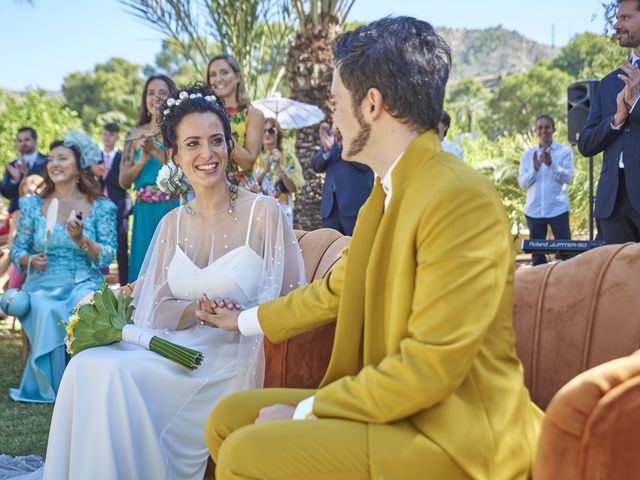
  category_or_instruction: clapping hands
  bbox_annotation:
[195,294,242,332]
[614,60,640,126]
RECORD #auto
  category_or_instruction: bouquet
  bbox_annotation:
[65,283,204,370]
[156,160,190,196]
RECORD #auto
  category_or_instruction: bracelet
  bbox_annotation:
[77,237,90,252]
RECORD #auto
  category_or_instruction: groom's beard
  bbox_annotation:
[346,106,371,159]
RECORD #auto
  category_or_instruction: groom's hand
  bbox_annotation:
[255,404,296,424]
[196,294,242,331]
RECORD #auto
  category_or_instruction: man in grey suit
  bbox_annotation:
[578,0,640,243]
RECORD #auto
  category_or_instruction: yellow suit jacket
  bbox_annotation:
[259,130,543,479]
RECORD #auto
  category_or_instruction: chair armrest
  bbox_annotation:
[534,353,640,480]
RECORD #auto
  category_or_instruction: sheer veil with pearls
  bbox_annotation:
[131,193,305,388]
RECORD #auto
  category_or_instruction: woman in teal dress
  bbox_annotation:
[9,132,117,403]
[119,75,178,282]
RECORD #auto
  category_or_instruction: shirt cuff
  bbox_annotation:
[237,307,263,336]
[322,150,330,160]
[610,120,623,130]
[292,395,316,420]
[630,96,640,114]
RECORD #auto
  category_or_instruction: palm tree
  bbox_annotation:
[119,0,296,98]
[286,0,355,230]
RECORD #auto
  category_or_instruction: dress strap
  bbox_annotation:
[176,206,182,246]
[245,196,261,246]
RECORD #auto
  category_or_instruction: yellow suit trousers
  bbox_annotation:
[205,388,467,480]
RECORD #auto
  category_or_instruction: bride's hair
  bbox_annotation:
[158,82,234,160]
[158,83,238,204]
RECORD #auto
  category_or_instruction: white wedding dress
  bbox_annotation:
[13,194,305,480]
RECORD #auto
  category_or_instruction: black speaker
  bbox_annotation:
[567,80,600,145]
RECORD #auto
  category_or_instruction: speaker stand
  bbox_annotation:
[589,156,594,241]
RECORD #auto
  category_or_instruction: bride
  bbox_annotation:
[29,84,304,479]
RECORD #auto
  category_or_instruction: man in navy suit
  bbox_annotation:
[92,122,132,286]
[1,127,48,213]
[578,0,640,244]
[311,123,373,235]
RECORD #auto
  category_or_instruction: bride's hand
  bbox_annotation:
[195,294,242,331]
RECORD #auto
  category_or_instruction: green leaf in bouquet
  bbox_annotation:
[77,303,100,321]
[110,311,128,330]
[102,283,118,314]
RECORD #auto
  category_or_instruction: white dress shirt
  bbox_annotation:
[238,152,404,420]
[518,142,574,219]
[612,52,640,168]
[441,139,464,160]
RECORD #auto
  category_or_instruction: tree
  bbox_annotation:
[62,58,144,133]
[483,61,573,136]
[0,90,81,166]
[144,37,215,86]
[445,77,490,133]
[119,0,297,98]
[285,0,355,230]
[551,32,627,79]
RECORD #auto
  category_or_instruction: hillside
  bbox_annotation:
[437,26,560,83]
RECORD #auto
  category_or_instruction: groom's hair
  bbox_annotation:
[333,16,451,133]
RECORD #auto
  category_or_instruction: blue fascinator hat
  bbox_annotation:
[62,131,102,169]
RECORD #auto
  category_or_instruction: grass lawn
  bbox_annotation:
[0,322,53,457]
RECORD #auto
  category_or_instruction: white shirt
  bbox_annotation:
[238,152,404,420]
[518,142,574,218]
[612,52,640,168]
[441,139,464,160]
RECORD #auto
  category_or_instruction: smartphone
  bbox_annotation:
[76,212,83,221]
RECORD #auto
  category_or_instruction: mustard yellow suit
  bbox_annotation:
[206,131,543,479]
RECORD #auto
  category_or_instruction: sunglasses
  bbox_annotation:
[264,127,276,134]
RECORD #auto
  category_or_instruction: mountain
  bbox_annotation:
[437,26,560,84]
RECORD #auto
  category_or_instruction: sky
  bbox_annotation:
[0,0,610,92]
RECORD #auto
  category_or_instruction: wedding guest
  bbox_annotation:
[255,117,305,225]
[1,127,48,213]
[207,54,264,192]
[437,110,464,160]
[578,0,640,244]
[91,122,132,285]
[8,132,116,403]
[204,17,542,480]
[6,174,44,291]
[41,84,305,480]
[518,114,574,266]
[119,75,179,282]
[311,122,373,235]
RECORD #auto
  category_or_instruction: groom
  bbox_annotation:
[201,17,542,479]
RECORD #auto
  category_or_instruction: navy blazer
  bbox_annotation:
[310,144,374,218]
[578,68,640,218]
[1,152,48,213]
[100,151,132,219]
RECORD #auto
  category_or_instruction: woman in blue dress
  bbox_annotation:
[9,131,117,403]
[119,75,178,282]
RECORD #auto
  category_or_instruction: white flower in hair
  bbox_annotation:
[175,99,181,106]
[189,93,196,99]
[179,91,189,100]
[163,109,171,115]
[166,98,176,107]
[195,93,203,98]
